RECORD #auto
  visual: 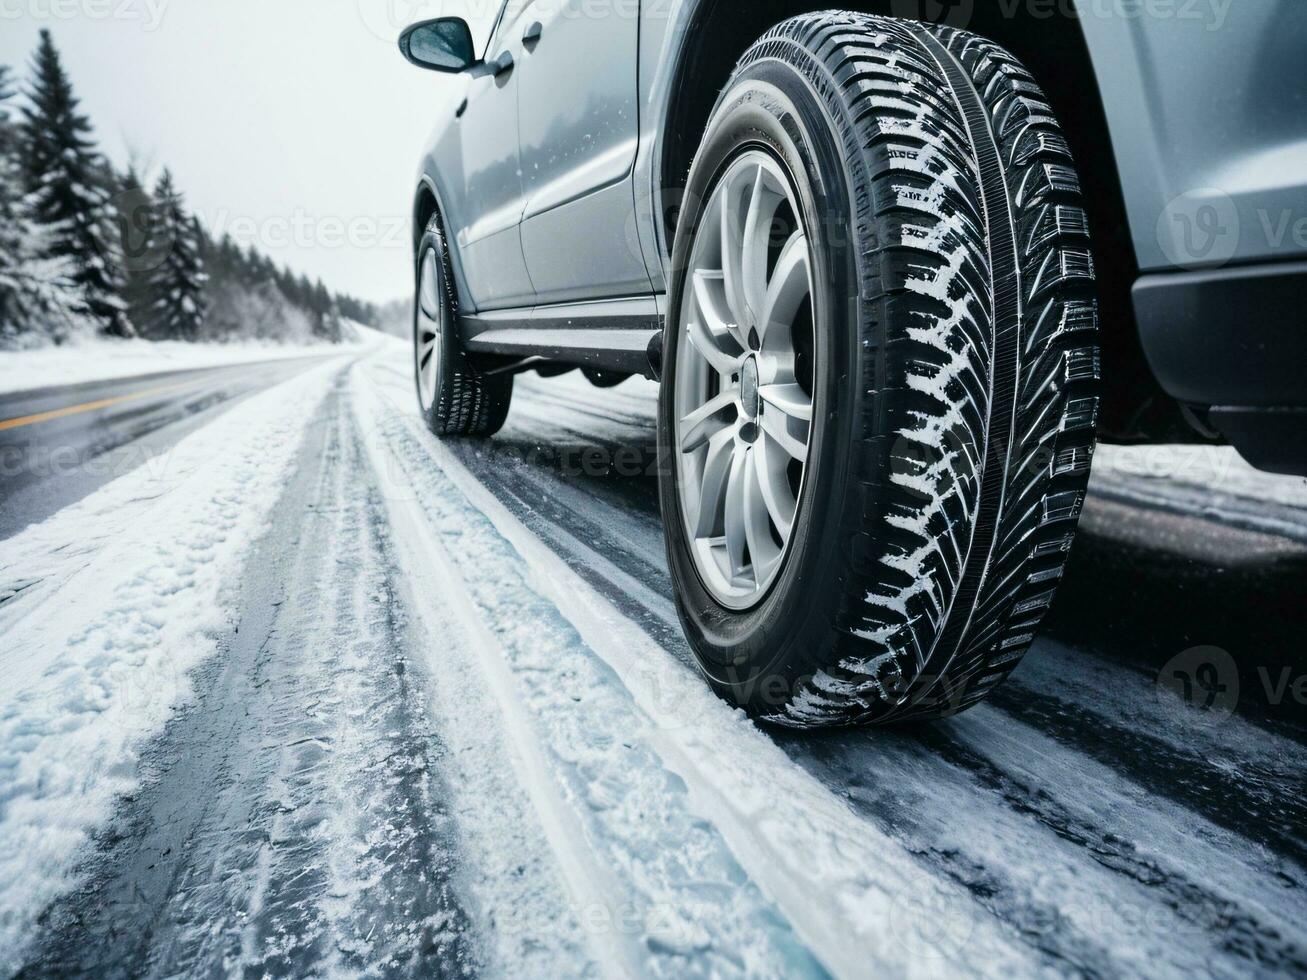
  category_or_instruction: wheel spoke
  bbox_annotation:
[418,336,437,370]
[419,252,441,319]
[719,167,754,337]
[693,429,735,539]
[758,231,809,349]
[689,271,743,374]
[740,167,781,326]
[743,453,783,585]
[680,390,738,453]
[759,407,809,463]
[754,433,797,538]
[416,251,444,405]
[722,445,751,580]
[759,382,812,423]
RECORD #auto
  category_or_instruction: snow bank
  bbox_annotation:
[0,356,345,972]
[0,321,398,395]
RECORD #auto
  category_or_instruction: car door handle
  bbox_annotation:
[522,22,543,50]
[455,97,468,119]
[491,50,515,78]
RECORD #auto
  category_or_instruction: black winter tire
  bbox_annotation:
[657,12,1099,726]
[414,213,513,437]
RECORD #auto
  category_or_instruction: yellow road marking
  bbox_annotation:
[0,379,205,432]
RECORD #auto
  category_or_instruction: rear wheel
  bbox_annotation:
[414,214,513,437]
[657,12,1099,726]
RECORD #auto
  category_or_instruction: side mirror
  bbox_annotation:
[398,18,478,73]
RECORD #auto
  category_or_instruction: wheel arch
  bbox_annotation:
[411,176,476,317]
[412,179,440,257]
[655,0,1181,441]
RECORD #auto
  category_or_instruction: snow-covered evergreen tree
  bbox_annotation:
[21,30,134,338]
[143,170,207,340]
[0,65,21,171]
[310,278,343,343]
[0,62,76,349]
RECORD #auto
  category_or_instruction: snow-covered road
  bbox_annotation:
[2,344,1304,978]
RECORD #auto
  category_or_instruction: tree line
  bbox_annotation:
[0,30,378,351]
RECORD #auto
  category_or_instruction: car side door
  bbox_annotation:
[444,3,534,311]
[514,0,652,305]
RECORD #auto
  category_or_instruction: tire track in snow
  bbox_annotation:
[19,374,476,978]
[356,368,835,980]
[990,682,1307,872]
[0,359,350,971]
[440,436,684,654]
[356,355,1307,976]
[357,358,1061,979]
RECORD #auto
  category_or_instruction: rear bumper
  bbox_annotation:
[1133,260,1307,475]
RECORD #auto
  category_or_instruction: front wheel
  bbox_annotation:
[657,13,1100,727]
[414,213,513,437]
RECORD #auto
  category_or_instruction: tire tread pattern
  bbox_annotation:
[728,13,1098,727]
[419,214,513,438]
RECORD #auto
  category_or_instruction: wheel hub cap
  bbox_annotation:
[740,356,761,420]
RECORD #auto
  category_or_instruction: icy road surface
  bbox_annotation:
[1,343,1304,978]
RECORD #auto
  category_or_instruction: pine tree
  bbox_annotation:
[307,278,340,342]
[0,62,75,348]
[0,63,19,163]
[21,30,133,338]
[144,170,207,341]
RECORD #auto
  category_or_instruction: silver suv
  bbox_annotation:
[398,2,1306,727]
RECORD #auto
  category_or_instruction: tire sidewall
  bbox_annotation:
[658,61,871,712]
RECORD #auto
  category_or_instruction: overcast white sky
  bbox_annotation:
[0,0,504,304]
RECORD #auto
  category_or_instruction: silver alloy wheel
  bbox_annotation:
[673,151,816,610]
[416,247,443,408]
